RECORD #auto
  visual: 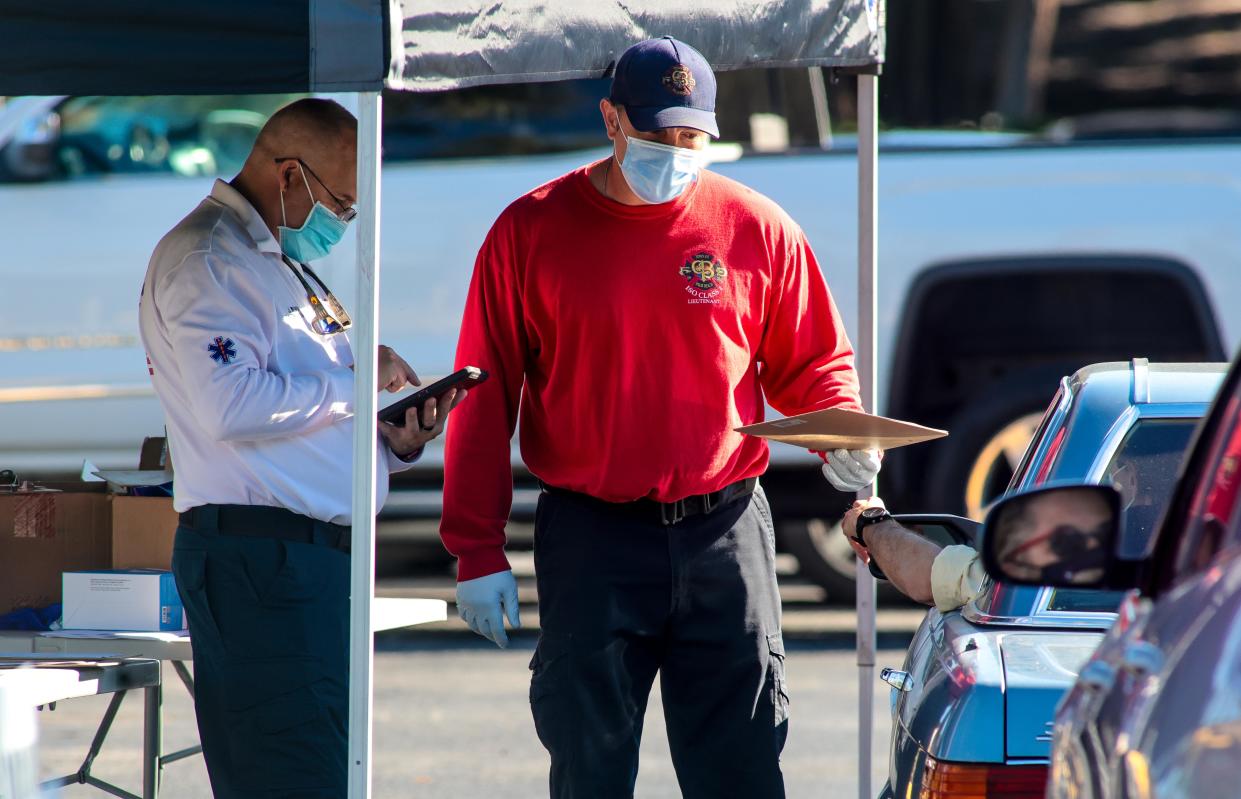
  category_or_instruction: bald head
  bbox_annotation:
[233,98,358,239]
[251,98,357,163]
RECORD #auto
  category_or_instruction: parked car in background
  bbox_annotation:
[984,353,1241,799]
[879,359,1226,799]
[2,76,1240,591]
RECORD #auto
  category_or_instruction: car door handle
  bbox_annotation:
[1121,641,1164,675]
[881,667,913,692]
[1079,660,1117,692]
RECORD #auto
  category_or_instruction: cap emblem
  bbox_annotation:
[662,64,696,96]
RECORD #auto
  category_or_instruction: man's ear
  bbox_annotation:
[276,159,300,194]
[599,99,621,141]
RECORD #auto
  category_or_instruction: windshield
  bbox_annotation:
[1047,417,1198,613]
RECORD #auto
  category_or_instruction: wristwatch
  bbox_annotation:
[853,506,893,582]
[853,506,893,548]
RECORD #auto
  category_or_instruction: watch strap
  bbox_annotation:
[853,509,892,548]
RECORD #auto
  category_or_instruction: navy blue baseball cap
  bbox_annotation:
[609,36,718,138]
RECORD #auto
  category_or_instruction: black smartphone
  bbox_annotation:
[377,366,488,427]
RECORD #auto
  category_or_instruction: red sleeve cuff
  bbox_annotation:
[456,548,513,582]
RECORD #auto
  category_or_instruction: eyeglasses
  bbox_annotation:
[281,255,353,336]
[273,157,358,222]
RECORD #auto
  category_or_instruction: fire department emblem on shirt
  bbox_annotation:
[680,252,726,304]
[663,64,696,96]
[208,336,237,365]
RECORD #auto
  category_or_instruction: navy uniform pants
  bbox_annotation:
[530,484,789,799]
[172,515,349,798]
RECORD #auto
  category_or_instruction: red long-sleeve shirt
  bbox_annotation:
[442,164,862,580]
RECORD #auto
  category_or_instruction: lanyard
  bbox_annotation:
[280,255,352,335]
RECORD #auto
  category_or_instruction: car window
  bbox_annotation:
[1047,588,1126,613]
[1008,387,1065,490]
[1172,392,1241,581]
[1106,419,1200,558]
[1044,418,1197,614]
[0,94,304,183]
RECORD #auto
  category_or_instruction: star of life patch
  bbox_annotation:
[208,336,238,365]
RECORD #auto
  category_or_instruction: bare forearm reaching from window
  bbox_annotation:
[861,520,941,605]
[842,498,941,606]
[843,498,986,611]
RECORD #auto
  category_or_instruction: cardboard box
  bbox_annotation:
[62,569,185,632]
[90,469,178,570]
[0,483,180,614]
[0,490,112,613]
[109,496,180,570]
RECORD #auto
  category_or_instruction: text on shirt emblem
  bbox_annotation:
[679,252,727,305]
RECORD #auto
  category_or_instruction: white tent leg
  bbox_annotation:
[855,72,879,799]
[348,90,383,799]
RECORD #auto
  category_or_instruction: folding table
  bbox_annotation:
[0,655,161,799]
[0,596,446,797]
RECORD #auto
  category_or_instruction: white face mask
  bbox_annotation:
[615,118,708,204]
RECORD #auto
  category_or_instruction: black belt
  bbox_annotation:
[178,504,352,554]
[540,478,758,526]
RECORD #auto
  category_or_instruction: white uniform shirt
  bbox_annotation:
[139,179,414,525]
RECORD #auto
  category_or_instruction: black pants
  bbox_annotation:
[172,518,350,798]
[530,484,788,799]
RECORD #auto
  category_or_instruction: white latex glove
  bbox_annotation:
[455,570,521,648]
[822,448,882,492]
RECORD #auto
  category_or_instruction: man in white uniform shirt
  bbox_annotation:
[138,99,464,798]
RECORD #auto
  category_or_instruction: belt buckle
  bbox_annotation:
[701,490,718,515]
[660,498,686,526]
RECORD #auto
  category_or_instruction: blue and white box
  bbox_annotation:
[62,569,185,632]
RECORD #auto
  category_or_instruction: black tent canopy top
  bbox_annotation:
[0,0,884,96]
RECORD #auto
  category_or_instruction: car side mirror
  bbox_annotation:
[980,484,1135,590]
[892,514,979,549]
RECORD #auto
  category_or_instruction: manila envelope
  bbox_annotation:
[737,407,947,451]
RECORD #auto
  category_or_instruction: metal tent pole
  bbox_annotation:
[348,89,383,799]
[807,67,834,150]
[855,72,879,799]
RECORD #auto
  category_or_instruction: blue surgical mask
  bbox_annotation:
[278,165,350,262]
[616,126,707,204]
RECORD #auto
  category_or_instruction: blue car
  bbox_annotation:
[878,359,1226,799]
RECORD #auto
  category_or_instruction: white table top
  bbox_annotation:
[0,657,160,707]
[0,597,447,661]
[0,667,104,706]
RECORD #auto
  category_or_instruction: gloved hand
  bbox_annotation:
[455,570,521,648]
[822,448,882,492]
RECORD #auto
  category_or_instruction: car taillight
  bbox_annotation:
[920,756,1048,799]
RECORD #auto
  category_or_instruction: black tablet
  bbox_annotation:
[378,366,488,426]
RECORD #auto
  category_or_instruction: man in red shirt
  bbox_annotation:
[441,37,880,798]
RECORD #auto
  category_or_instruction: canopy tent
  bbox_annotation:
[0,2,885,796]
[0,1,882,93]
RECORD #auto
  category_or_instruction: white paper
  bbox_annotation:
[39,629,188,643]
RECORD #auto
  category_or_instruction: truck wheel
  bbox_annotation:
[925,374,1056,518]
[779,517,907,604]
